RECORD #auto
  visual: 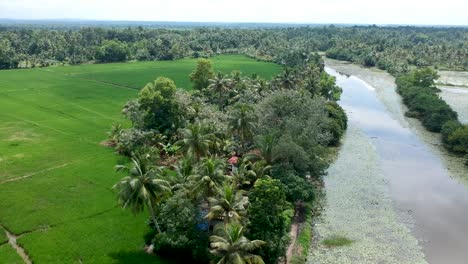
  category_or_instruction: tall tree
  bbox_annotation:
[190,58,215,90]
[206,183,249,224]
[189,157,227,199]
[177,122,213,160]
[208,72,231,109]
[246,179,291,263]
[229,103,257,152]
[210,223,266,264]
[113,157,171,233]
[138,77,183,134]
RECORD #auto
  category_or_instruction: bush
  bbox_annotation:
[325,102,347,146]
[96,40,129,62]
[447,125,468,154]
[396,68,468,158]
[152,193,210,263]
[271,166,315,203]
[441,120,462,144]
[246,179,292,264]
[397,69,458,132]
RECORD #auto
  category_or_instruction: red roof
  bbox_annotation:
[228,156,239,164]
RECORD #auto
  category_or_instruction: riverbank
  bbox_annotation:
[313,60,468,264]
[324,59,468,187]
[307,124,426,263]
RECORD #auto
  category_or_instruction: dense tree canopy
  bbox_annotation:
[0,25,466,72]
[109,53,347,263]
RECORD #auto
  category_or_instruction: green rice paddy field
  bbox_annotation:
[0,55,281,263]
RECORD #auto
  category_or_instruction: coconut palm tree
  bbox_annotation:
[210,223,266,264]
[206,183,248,224]
[208,72,231,110]
[229,103,256,152]
[276,68,301,90]
[177,122,213,160]
[244,160,271,185]
[170,155,195,190]
[189,157,227,199]
[113,157,171,233]
[255,134,275,164]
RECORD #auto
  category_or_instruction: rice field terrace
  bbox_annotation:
[0,55,281,264]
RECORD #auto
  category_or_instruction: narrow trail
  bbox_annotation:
[2,226,32,264]
[7,114,99,145]
[0,163,72,185]
[285,222,299,263]
[42,68,140,91]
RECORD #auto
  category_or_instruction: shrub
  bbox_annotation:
[246,179,292,264]
[441,120,462,144]
[447,125,468,154]
[325,102,347,146]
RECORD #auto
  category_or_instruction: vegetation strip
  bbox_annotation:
[107,53,347,263]
[396,69,468,163]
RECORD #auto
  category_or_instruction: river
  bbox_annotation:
[308,61,468,264]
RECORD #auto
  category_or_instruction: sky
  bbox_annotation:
[0,0,467,26]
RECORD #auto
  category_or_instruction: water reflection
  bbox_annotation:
[327,66,468,264]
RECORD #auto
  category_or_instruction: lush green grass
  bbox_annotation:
[322,235,354,247]
[0,227,7,244]
[49,55,281,90]
[0,55,280,263]
[0,245,24,264]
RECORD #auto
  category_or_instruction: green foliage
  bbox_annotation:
[96,40,130,62]
[210,223,266,264]
[447,125,468,154]
[177,122,214,160]
[105,53,345,264]
[322,235,354,247]
[271,167,315,203]
[441,120,462,144]
[246,179,292,264]
[113,157,172,233]
[325,102,348,146]
[228,103,257,152]
[0,39,18,69]
[397,68,458,132]
[190,58,215,90]
[396,68,468,157]
[138,77,184,134]
[256,90,331,176]
[206,183,249,224]
[153,192,209,262]
[0,25,466,73]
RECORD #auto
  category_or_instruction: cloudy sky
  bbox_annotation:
[0,0,467,26]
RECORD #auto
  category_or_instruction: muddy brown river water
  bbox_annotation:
[321,65,468,264]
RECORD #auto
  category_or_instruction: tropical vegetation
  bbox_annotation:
[110,53,347,263]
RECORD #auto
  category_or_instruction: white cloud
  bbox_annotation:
[0,0,467,26]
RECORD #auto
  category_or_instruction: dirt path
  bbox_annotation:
[286,222,299,263]
[0,163,72,184]
[3,227,32,264]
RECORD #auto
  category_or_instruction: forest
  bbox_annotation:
[1,25,467,74]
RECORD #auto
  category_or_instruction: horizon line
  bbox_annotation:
[1,18,467,28]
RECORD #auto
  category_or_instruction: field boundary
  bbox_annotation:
[0,163,72,185]
[1,224,32,264]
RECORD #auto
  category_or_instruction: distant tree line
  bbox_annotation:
[0,25,467,73]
